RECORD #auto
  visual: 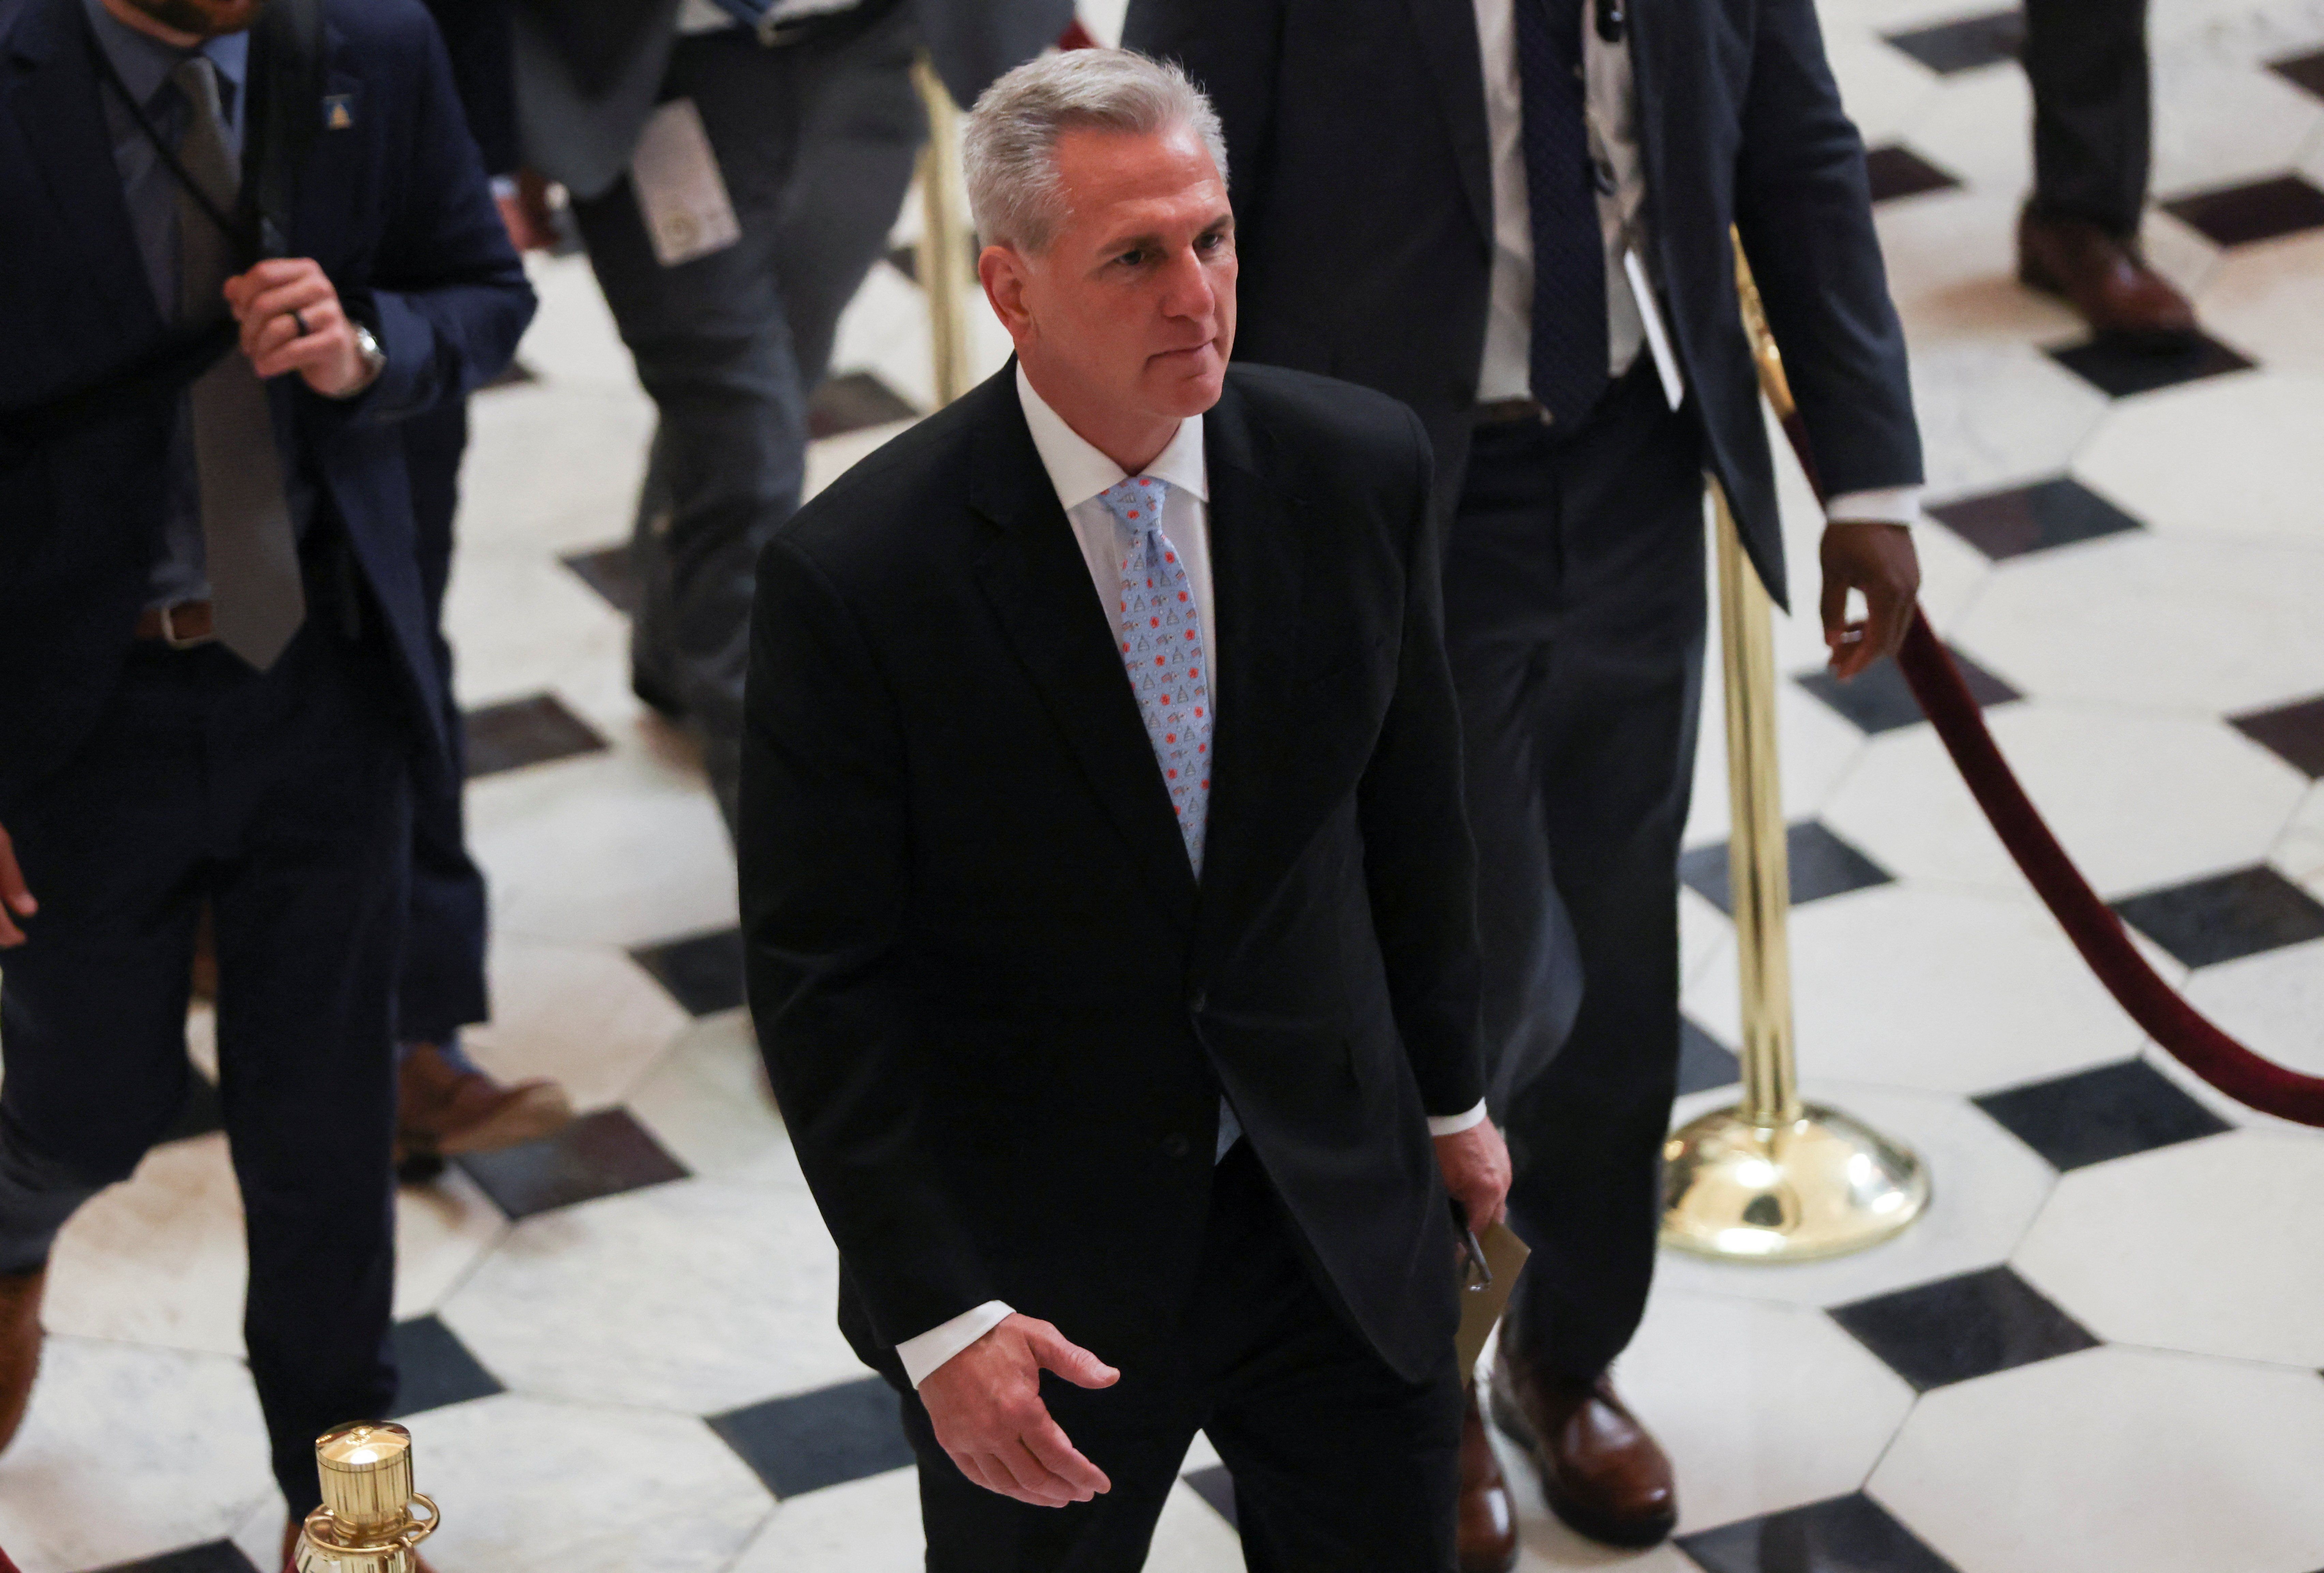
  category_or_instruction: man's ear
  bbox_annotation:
[979,244,1036,345]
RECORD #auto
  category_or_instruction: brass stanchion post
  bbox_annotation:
[1658,247,1932,1262]
[293,1422,439,1572]
[911,54,975,408]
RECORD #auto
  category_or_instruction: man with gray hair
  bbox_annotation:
[741,45,1512,1571]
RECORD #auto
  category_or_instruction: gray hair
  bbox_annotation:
[962,48,1229,254]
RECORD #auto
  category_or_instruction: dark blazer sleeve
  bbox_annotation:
[1731,0,1922,498]
[1121,0,1283,237]
[740,536,1000,1350]
[1356,405,1488,1119]
[343,13,534,425]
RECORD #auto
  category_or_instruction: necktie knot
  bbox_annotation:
[1096,475,1171,536]
[171,55,226,125]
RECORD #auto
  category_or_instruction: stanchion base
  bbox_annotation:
[1660,1102,1930,1262]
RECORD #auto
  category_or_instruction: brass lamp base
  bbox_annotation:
[1661,1102,1931,1262]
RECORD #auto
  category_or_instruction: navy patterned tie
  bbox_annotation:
[1515,0,1610,428]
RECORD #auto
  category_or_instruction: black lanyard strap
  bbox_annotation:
[80,11,258,264]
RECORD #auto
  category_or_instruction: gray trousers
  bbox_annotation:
[571,16,925,830]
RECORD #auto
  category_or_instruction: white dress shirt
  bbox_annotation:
[1468,0,1919,527]
[890,370,1490,1389]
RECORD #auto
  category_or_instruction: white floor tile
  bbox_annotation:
[726,1467,925,1573]
[1683,882,2143,1095]
[0,1335,276,1573]
[440,1177,860,1415]
[624,1008,805,1189]
[41,1134,248,1358]
[1617,1289,1917,1533]
[454,386,654,560]
[2014,1127,2324,1368]
[1820,702,2309,897]
[394,1164,510,1322]
[461,938,693,1112]
[397,1394,774,1573]
[2201,230,2324,378]
[1871,1345,2324,1573]
[2076,371,2324,547]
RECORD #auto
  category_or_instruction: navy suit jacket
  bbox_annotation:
[1124,0,1923,607]
[0,0,535,818]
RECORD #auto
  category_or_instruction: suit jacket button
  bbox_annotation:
[1161,1133,1191,1159]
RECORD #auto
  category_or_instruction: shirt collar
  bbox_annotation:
[83,0,252,125]
[1016,362,1211,515]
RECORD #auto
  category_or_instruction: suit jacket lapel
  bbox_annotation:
[970,372,1200,930]
[4,0,166,342]
[1403,0,1494,249]
[1191,380,1306,954]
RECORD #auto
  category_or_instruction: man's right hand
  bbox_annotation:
[918,1313,1119,1508]
[0,822,35,948]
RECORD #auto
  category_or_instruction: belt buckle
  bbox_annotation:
[158,602,214,649]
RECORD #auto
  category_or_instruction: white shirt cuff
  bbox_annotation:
[897,1300,1014,1389]
[1825,486,1921,527]
[1427,1100,1489,1137]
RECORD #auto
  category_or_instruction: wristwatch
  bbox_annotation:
[335,321,387,399]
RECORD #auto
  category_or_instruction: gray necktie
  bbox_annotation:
[174,56,305,670]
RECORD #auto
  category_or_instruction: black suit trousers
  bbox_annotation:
[902,1142,1465,1573]
[0,603,410,1512]
[1443,363,1707,1379]
[2024,0,2152,235]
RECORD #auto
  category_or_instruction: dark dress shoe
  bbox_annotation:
[397,1042,574,1166]
[2018,210,2200,348]
[1458,1387,1519,1573]
[1490,1346,1677,1549]
[0,1265,47,1455]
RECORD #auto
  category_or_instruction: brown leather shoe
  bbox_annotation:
[1457,1385,1519,1572]
[2018,209,2200,348]
[1490,1345,1676,1548]
[283,1518,437,1572]
[0,1266,45,1455]
[397,1041,573,1164]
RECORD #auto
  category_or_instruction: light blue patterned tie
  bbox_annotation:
[1096,477,1240,1159]
[1099,476,1213,878]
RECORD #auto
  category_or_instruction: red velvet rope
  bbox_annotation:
[1775,413,2324,1125]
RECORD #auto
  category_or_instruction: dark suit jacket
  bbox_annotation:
[420,0,520,176]
[1124,0,1923,607]
[511,0,1074,199]
[741,362,1486,1384]
[0,0,536,818]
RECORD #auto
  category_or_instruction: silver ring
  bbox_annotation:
[290,309,311,338]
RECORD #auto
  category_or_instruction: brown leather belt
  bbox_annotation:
[1474,397,1550,426]
[134,600,216,646]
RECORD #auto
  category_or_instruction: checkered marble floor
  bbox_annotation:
[8,0,2324,1567]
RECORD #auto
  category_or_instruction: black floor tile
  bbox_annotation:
[157,1065,225,1145]
[1830,1265,2099,1392]
[808,371,918,440]
[1795,645,2020,734]
[1927,476,2145,560]
[2272,48,2324,100]
[1680,823,1892,916]
[88,1544,262,1573]
[1679,1017,1743,1096]
[1882,10,2023,74]
[560,542,641,617]
[1679,1492,1959,1573]
[1974,1058,2231,1171]
[389,1314,505,1418]
[2112,864,2324,968]
[2231,695,2324,779]
[710,1376,915,1498]
[463,692,609,779]
[1184,1463,1239,1530]
[1864,146,1962,203]
[453,1107,689,1219]
[2162,174,2324,248]
[631,926,747,1017]
[2048,331,2254,398]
